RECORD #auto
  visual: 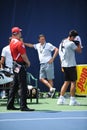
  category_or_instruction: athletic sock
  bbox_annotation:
[70,96,75,100]
[50,87,53,92]
[60,95,64,99]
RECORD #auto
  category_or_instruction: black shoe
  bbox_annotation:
[7,106,20,110]
[21,107,35,111]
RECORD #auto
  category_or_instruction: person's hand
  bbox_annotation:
[48,58,54,64]
[26,61,30,67]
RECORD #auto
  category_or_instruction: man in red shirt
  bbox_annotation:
[7,27,34,111]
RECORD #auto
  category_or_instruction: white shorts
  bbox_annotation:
[39,63,54,80]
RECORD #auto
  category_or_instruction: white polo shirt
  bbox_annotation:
[59,38,77,67]
[1,45,13,69]
[34,43,56,64]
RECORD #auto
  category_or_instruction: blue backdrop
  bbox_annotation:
[0,0,87,91]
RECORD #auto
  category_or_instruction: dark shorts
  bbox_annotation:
[63,66,77,81]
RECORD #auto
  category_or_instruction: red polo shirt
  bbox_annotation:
[10,38,26,62]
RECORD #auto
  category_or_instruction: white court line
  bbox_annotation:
[0,117,87,122]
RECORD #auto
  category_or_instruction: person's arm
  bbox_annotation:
[0,56,5,68]
[24,43,34,48]
[0,60,2,67]
[52,47,59,59]
[48,47,59,64]
[21,53,30,67]
[71,41,82,53]
[18,42,31,67]
[75,44,82,53]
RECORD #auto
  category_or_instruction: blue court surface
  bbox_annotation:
[0,110,87,130]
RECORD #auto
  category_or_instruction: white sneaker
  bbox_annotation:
[0,91,6,99]
[2,95,7,99]
[69,98,80,106]
[57,96,65,105]
[50,87,56,92]
[50,88,56,98]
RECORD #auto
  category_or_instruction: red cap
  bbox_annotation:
[12,27,22,34]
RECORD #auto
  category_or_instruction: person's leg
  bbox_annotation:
[57,81,70,104]
[40,78,52,89]
[67,67,76,96]
[46,63,55,91]
[7,73,19,109]
[19,66,27,109]
[46,63,56,97]
[57,67,71,104]
[59,67,71,96]
[19,66,34,111]
[40,78,55,98]
[69,67,80,105]
[70,81,76,96]
[48,79,53,88]
[60,81,70,96]
[69,81,80,105]
[39,63,53,89]
[40,63,55,97]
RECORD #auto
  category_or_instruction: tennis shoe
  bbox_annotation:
[69,99,80,106]
[57,96,66,105]
[49,88,56,98]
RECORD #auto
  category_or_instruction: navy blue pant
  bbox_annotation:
[7,66,27,109]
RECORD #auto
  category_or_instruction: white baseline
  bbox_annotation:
[0,117,87,122]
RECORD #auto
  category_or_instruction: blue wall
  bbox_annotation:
[0,0,87,91]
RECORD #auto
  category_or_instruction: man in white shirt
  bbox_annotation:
[57,30,82,105]
[25,34,58,97]
[1,37,13,72]
[0,37,13,99]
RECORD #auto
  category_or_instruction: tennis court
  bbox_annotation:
[0,110,87,130]
[0,97,87,130]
